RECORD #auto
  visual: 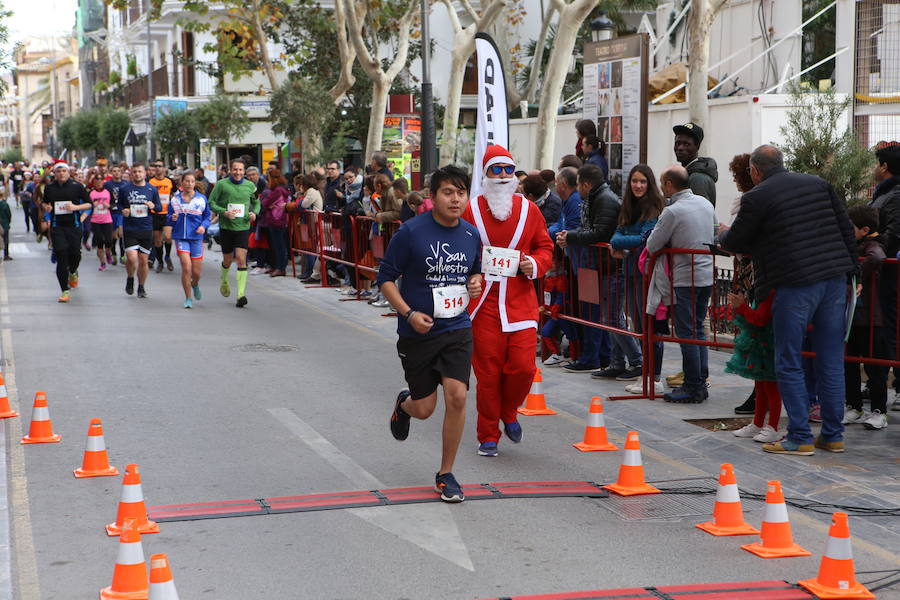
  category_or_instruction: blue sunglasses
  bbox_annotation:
[489,165,516,175]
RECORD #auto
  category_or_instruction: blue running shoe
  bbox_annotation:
[477,441,498,457]
[434,472,464,503]
[192,285,202,300]
[183,298,193,309]
[504,421,523,443]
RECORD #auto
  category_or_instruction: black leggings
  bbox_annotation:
[50,227,82,292]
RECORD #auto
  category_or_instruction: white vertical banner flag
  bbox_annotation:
[471,33,509,199]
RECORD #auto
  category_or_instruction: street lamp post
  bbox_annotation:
[419,0,437,176]
[591,12,615,43]
[146,8,155,160]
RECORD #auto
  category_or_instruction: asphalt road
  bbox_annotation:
[2,229,899,599]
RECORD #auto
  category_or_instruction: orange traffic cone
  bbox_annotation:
[603,431,660,496]
[74,418,119,478]
[741,480,810,558]
[0,372,18,419]
[696,464,759,536]
[798,512,875,599]
[107,464,160,537]
[573,397,618,452]
[149,554,180,600]
[518,369,556,415]
[20,391,61,444]
[100,518,149,600]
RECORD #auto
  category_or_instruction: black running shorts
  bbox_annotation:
[219,229,250,254]
[152,213,168,231]
[123,230,153,254]
[396,327,472,400]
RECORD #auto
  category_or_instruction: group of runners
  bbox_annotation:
[39,158,258,308]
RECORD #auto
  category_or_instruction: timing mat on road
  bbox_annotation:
[148,481,609,522]
[482,580,814,600]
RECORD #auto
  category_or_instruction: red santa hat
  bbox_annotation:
[482,145,516,173]
[52,159,69,171]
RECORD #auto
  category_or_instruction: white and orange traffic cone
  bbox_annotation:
[107,464,160,537]
[74,418,119,478]
[149,554,180,600]
[741,480,810,558]
[0,372,18,419]
[696,464,759,536]
[100,518,149,600]
[603,431,660,496]
[798,512,875,599]
[20,391,61,444]
[573,397,618,452]
[518,369,556,416]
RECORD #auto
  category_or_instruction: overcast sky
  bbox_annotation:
[7,0,78,46]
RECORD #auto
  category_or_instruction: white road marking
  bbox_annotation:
[268,407,474,571]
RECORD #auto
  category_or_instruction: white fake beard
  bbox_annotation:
[481,176,516,221]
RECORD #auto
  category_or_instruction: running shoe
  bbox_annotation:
[148,259,155,270]
[863,410,888,430]
[614,366,642,381]
[125,278,134,295]
[119,255,127,266]
[106,251,113,264]
[808,404,822,423]
[624,380,665,394]
[371,298,391,308]
[663,386,708,403]
[592,366,626,379]
[752,425,782,443]
[98,263,107,271]
[82,241,91,251]
[220,281,230,297]
[543,354,564,366]
[68,273,78,289]
[155,261,164,273]
[504,421,523,443]
[137,286,147,298]
[434,472,465,503]
[236,296,248,308]
[842,407,867,424]
[166,257,174,271]
[192,285,202,300]
[477,441,498,457]
[57,291,70,303]
[892,392,900,412]
[732,422,762,438]
[50,252,56,264]
[183,298,193,309]
[358,290,373,299]
[563,362,600,373]
[389,389,411,441]
[763,440,815,456]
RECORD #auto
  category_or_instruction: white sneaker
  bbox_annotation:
[891,392,900,411]
[371,299,390,308]
[842,407,867,424]
[624,381,665,394]
[342,288,359,296]
[752,425,782,443]
[733,422,762,438]
[863,410,888,430]
[543,354,563,366]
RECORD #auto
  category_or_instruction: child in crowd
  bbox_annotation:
[844,205,889,430]
[727,286,782,443]
[541,250,577,367]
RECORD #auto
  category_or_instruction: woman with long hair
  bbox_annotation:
[261,169,291,277]
[168,172,210,308]
[575,119,597,161]
[610,164,666,392]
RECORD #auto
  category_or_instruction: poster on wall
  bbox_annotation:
[382,116,422,184]
[583,34,648,196]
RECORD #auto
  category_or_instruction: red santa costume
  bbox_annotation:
[463,146,554,445]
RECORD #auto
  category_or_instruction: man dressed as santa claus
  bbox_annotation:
[464,145,554,456]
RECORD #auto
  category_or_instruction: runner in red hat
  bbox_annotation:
[462,145,554,456]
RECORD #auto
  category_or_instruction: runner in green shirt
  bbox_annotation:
[208,159,260,307]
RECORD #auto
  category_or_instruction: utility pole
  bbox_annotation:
[146,1,155,160]
[419,0,436,175]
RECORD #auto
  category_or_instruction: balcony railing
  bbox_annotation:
[117,65,169,108]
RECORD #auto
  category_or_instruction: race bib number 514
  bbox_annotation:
[432,285,469,319]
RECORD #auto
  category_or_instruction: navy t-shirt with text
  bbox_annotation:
[118,183,161,232]
[377,212,481,338]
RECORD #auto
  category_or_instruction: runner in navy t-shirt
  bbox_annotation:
[377,165,483,503]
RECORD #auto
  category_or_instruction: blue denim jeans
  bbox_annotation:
[603,273,642,369]
[772,276,847,445]
[673,286,711,392]
[577,302,611,367]
[268,226,288,271]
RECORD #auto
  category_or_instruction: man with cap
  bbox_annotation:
[673,123,718,206]
[40,160,91,302]
[462,145,554,457]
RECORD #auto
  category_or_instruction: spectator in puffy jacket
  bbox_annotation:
[555,164,620,373]
[719,145,857,456]
[869,142,900,407]
[522,174,561,228]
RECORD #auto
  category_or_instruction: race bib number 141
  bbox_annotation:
[481,246,520,282]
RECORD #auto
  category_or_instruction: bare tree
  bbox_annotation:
[534,0,597,169]
[437,0,507,164]
[491,4,558,112]
[329,0,359,103]
[687,0,729,129]
[342,0,418,163]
